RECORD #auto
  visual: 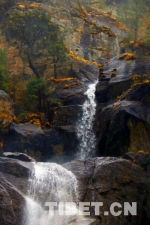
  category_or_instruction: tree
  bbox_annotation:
[47,30,67,78]
[118,0,147,42]
[143,26,150,48]
[4,8,62,78]
[0,0,16,21]
[0,48,9,92]
[26,78,48,112]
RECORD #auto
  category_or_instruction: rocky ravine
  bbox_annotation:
[0,152,150,225]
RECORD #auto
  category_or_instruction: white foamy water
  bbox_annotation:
[76,81,98,159]
[28,162,78,203]
[23,162,79,225]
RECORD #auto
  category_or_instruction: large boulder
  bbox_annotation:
[0,183,15,225]
[64,157,150,225]
[0,172,26,225]
[0,91,13,143]
[2,123,59,161]
[2,122,79,162]
[96,101,150,156]
[0,157,33,195]
[2,152,36,162]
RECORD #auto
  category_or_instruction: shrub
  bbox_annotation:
[51,101,62,107]
[18,112,28,121]
[0,48,9,91]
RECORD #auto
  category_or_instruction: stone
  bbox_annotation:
[2,152,36,162]
[64,157,150,225]
[0,172,26,225]
[52,105,83,126]
[2,122,79,162]
[96,101,150,156]
[0,183,15,225]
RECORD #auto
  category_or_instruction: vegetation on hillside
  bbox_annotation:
[0,48,9,92]
[4,8,66,79]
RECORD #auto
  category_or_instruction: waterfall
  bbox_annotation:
[22,162,79,225]
[76,81,98,159]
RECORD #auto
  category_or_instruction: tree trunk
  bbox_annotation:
[38,92,42,112]
[53,58,57,78]
[27,52,40,78]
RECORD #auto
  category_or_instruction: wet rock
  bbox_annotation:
[2,152,36,162]
[0,91,13,142]
[95,57,136,104]
[2,122,79,162]
[123,151,150,172]
[0,157,33,178]
[54,126,79,162]
[0,183,15,225]
[52,105,83,126]
[64,157,150,225]
[95,55,150,105]
[120,82,150,104]
[51,82,86,106]
[0,172,26,225]
[96,101,150,156]
[2,123,59,161]
[0,157,33,195]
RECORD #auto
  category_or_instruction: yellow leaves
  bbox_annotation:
[63,84,69,89]
[48,77,76,83]
[130,40,134,44]
[103,13,110,18]
[13,115,18,123]
[17,3,44,10]
[92,61,101,67]
[0,114,12,119]
[0,142,3,148]
[76,29,82,34]
[69,50,89,64]
[44,121,52,128]
[18,4,25,9]
[118,53,137,60]
[31,118,41,126]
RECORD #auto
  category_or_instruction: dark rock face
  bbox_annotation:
[95,54,150,156]
[95,57,136,104]
[123,151,150,172]
[0,172,26,225]
[96,101,150,156]
[95,55,150,104]
[0,182,15,225]
[120,82,150,103]
[64,157,150,225]
[0,157,33,178]
[2,123,54,161]
[0,91,13,144]
[0,157,32,195]
[52,105,83,126]
[2,122,79,162]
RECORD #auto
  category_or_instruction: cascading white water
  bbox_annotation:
[76,81,98,159]
[22,162,79,225]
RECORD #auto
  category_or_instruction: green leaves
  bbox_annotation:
[0,48,9,92]
[26,78,48,111]
[4,9,54,48]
